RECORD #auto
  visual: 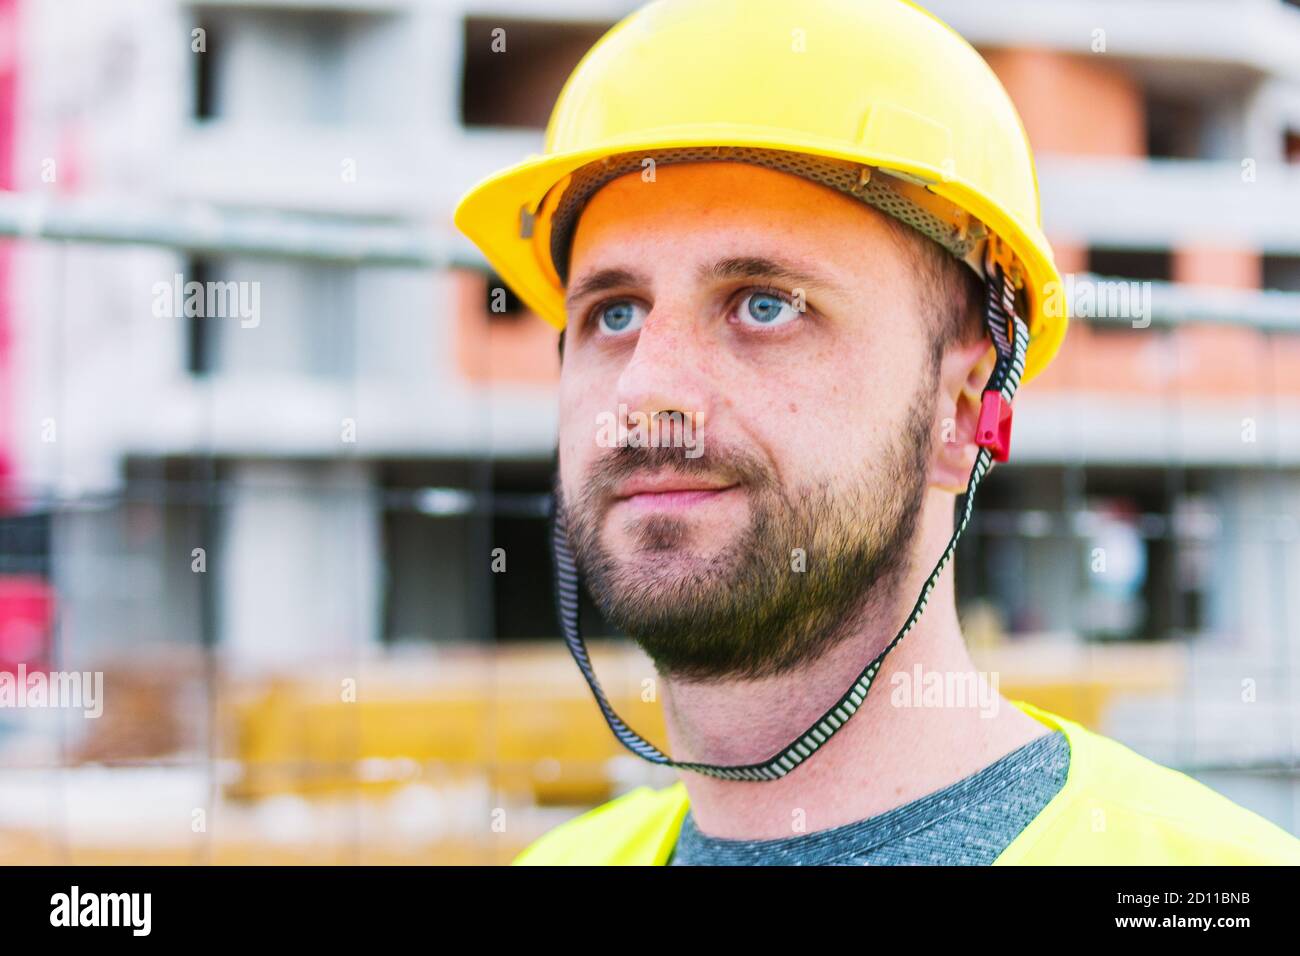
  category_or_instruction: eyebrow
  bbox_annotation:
[702,256,842,294]
[565,256,843,311]
[564,267,649,310]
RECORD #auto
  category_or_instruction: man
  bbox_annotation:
[455,0,1300,864]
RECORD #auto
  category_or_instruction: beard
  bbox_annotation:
[559,386,936,684]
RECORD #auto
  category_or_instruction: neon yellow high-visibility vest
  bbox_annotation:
[513,700,1300,865]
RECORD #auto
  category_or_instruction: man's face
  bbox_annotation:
[557,162,943,683]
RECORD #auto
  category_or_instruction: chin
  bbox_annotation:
[601,523,727,582]
[607,512,729,557]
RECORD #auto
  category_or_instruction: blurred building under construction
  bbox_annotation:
[0,0,1299,864]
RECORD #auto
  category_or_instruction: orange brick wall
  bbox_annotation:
[982,48,1145,157]
[453,270,560,385]
[1031,241,1300,397]
[1172,247,1262,289]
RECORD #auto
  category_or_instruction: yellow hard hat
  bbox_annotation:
[454,0,1065,384]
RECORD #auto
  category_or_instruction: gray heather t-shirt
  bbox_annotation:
[668,728,1070,865]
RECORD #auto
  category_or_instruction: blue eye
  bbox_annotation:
[738,291,798,327]
[596,300,646,335]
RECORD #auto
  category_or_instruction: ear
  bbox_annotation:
[930,338,997,493]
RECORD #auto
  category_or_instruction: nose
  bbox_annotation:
[613,309,712,438]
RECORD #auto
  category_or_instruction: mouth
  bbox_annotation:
[611,475,740,513]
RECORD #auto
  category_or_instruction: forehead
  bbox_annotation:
[567,161,898,275]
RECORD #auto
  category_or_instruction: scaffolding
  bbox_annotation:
[0,192,1297,864]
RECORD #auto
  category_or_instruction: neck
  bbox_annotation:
[659,487,1050,840]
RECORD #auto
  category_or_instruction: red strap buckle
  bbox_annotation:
[975,391,1014,463]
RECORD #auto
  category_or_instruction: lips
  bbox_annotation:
[614,475,735,499]
[611,474,739,512]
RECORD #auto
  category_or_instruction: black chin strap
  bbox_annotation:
[551,264,1030,781]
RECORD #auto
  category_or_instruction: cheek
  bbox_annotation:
[557,370,603,494]
[744,343,883,484]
